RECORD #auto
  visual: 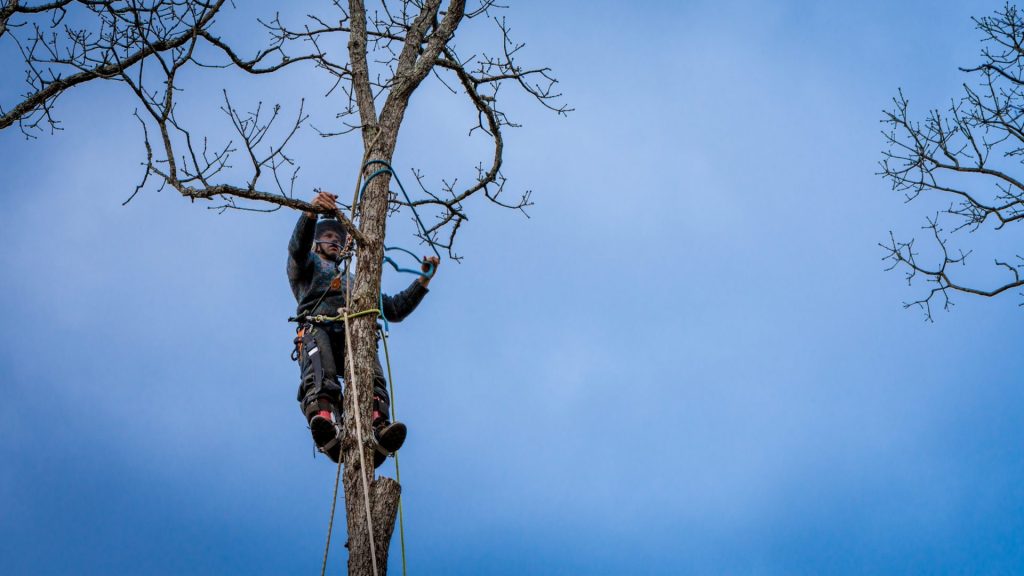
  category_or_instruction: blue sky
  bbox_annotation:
[2,1,1024,574]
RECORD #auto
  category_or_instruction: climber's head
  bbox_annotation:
[314,218,347,261]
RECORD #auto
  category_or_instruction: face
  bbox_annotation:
[316,230,344,261]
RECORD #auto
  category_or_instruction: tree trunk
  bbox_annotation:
[341,2,466,573]
[341,143,401,576]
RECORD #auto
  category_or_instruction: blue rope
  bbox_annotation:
[385,246,435,278]
[358,160,440,335]
[379,248,435,335]
[358,160,443,260]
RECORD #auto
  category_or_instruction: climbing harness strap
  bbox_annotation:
[319,433,342,453]
[302,307,381,325]
[303,396,340,423]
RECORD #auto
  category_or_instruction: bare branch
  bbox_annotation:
[1,0,227,133]
[880,4,1024,315]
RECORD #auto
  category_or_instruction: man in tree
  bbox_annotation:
[289,190,439,466]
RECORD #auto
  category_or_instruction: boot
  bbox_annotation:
[368,390,406,468]
[306,397,342,463]
[371,394,406,468]
[372,421,407,468]
[372,392,406,451]
[375,421,407,454]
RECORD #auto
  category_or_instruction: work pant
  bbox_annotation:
[296,323,392,424]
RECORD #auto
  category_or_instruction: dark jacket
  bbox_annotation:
[287,213,428,320]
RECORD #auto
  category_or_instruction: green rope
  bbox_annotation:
[380,327,407,576]
[307,307,382,324]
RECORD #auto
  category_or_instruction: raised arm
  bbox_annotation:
[288,191,340,284]
[287,211,317,284]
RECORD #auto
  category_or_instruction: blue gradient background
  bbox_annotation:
[2,1,1024,574]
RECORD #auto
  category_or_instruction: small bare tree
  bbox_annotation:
[881,3,1024,320]
[1,1,568,573]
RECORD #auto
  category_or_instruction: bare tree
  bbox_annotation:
[881,3,1024,320]
[1,1,568,573]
